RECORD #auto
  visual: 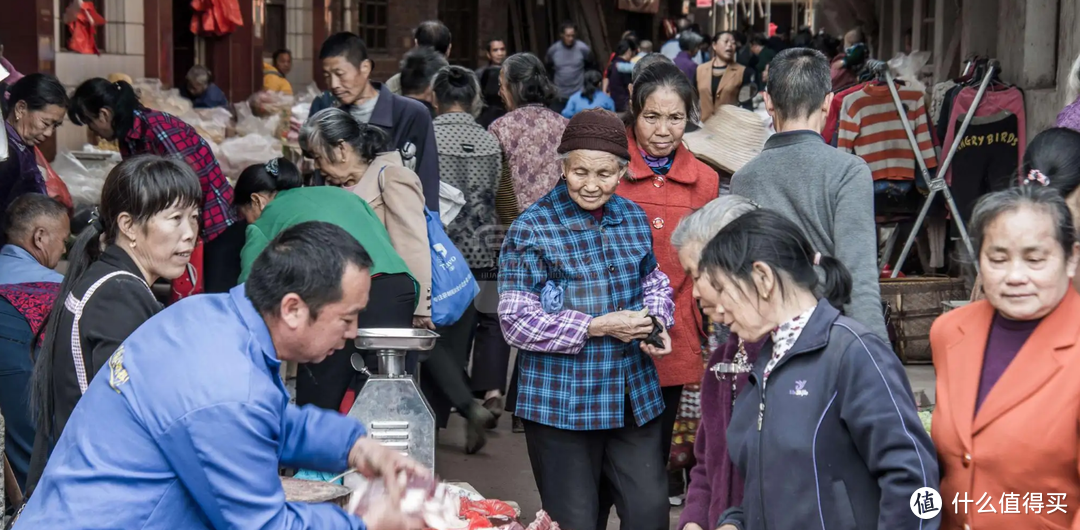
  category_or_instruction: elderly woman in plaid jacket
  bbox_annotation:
[498,109,675,530]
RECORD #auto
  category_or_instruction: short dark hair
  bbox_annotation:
[751,34,769,46]
[625,61,700,127]
[319,32,370,67]
[766,47,831,121]
[678,31,703,52]
[700,209,853,311]
[272,49,291,64]
[69,77,143,139]
[4,193,68,241]
[559,22,576,35]
[246,221,373,319]
[233,158,303,208]
[501,53,557,107]
[400,46,449,96]
[4,73,69,119]
[485,38,505,53]
[615,39,636,56]
[415,20,452,55]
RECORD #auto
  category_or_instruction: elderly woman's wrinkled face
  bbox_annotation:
[312,142,359,187]
[563,150,625,211]
[498,69,514,111]
[322,55,371,106]
[119,201,199,282]
[678,242,723,316]
[11,102,66,146]
[635,87,688,158]
[980,206,1079,321]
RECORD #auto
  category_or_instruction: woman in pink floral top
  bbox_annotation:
[489,53,569,226]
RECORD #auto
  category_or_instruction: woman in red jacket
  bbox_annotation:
[617,59,719,502]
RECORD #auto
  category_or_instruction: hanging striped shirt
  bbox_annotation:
[837,85,938,181]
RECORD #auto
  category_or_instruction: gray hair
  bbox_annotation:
[631,53,674,84]
[625,60,701,127]
[299,107,392,163]
[766,47,832,121]
[671,195,759,250]
[678,31,704,52]
[970,184,1077,257]
[4,193,68,241]
[186,65,211,85]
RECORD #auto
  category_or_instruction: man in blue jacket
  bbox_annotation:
[310,32,440,211]
[13,222,427,530]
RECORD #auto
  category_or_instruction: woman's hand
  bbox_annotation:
[716,526,739,530]
[588,311,654,342]
[412,316,435,330]
[640,326,672,359]
[682,524,704,530]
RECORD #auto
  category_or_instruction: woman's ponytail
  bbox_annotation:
[816,254,853,310]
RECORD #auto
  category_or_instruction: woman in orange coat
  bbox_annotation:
[617,59,719,502]
[931,184,1080,530]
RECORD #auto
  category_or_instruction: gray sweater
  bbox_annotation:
[731,130,888,341]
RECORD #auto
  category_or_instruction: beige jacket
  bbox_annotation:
[346,151,432,316]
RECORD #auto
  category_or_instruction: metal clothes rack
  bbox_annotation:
[871,59,999,277]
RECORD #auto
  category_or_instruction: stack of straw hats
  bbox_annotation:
[682,104,770,175]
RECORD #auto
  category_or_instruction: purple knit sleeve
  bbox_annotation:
[498,290,593,354]
[643,268,675,328]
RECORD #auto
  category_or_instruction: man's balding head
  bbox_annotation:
[5,194,70,269]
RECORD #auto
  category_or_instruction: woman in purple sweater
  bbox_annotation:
[671,195,765,530]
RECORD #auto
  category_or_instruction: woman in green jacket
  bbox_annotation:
[234,158,418,412]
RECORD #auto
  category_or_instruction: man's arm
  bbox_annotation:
[834,162,889,340]
[279,403,367,471]
[157,402,365,530]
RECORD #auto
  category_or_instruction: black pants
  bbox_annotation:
[506,355,521,413]
[296,273,416,410]
[524,402,669,530]
[202,221,247,293]
[467,267,511,395]
[659,385,683,464]
[421,305,480,428]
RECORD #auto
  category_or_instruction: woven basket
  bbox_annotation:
[880,277,967,364]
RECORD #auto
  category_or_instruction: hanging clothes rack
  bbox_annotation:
[885,59,1001,277]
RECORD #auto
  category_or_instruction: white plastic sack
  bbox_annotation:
[235,101,281,138]
[178,107,232,145]
[439,182,466,226]
[217,134,282,183]
[51,150,120,207]
[888,52,932,94]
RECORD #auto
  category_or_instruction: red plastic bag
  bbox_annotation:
[34,147,74,214]
[190,0,243,37]
[66,1,106,55]
[169,239,204,304]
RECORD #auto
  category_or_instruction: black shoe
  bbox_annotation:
[512,415,525,433]
[465,404,493,455]
[482,396,504,430]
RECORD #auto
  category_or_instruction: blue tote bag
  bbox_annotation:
[425,208,479,327]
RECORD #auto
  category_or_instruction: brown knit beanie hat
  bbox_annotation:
[557,109,631,160]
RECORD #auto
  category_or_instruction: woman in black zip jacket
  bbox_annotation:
[697,209,939,530]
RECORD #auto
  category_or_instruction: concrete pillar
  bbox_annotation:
[959,0,998,61]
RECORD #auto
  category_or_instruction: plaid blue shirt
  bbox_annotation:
[498,182,672,431]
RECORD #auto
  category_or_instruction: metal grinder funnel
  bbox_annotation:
[347,328,439,470]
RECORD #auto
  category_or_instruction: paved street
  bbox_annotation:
[434,363,936,529]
